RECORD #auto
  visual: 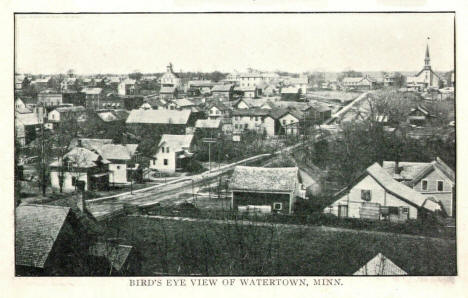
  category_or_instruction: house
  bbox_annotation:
[118,79,136,96]
[238,86,258,98]
[407,105,434,126]
[15,204,89,276]
[15,97,31,114]
[239,72,265,89]
[194,119,222,138]
[354,253,407,276]
[126,109,192,136]
[150,134,194,173]
[211,84,234,101]
[382,157,455,217]
[68,139,139,185]
[234,98,272,110]
[29,77,51,91]
[47,106,86,129]
[207,101,231,120]
[15,112,42,146]
[280,87,300,100]
[80,87,104,110]
[60,77,77,91]
[406,41,441,90]
[37,90,63,108]
[324,163,441,221]
[305,102,332,124]
[49,146,110,192]
[273,108,303,135]
[231,108,276,136]
[286,76,309,93]
[342,75,377,90]
[229,166,304,215]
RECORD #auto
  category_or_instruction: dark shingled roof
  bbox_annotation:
[89,242,133,272]
[15,204,71,268]
[229,166,299,193]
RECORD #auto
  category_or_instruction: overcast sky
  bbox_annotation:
[15,13,455,74]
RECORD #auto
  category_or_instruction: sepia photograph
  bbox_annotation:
[13,12,456,277]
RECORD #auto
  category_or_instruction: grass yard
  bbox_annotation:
[100,216,456,276]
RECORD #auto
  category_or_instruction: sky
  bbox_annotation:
[15,13,455,75]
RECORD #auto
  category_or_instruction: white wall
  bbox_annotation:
[151,149,176,173]
[50,170,88,192]
[109,163,128,184]
[325,175,418,219]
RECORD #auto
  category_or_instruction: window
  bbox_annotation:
[422,180,428,191]
[255,117,258,121]
[164,159,168,166]
[273,203,282,210]
[437,181,444,191]
[244,124,248,129]
[166,147,170,153]
[116,165,121,170]
[282,119,286,125]
[402,207,409,213]
[161,147,165,153]
[388,206,399,215]
[72,177,77,186]
[361,190,371,201]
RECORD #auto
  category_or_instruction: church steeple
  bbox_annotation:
[424,38,431,70]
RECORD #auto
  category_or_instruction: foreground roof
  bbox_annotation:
[126,109,191,124]
[89,242,133,272]
[229,166,299,193]
[354,253,407,276]
[16,204,71,268]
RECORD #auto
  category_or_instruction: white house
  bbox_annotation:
[150,134,194,173]
[231,108,276,136]
[324,163,441,221]
[160,63,181,89]
[118,79,136,95]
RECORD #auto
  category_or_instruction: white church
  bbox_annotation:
[406,39,441,91]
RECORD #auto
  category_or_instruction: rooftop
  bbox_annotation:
[126,109,191,125]
[158,134,194,151]
[15,204,71,268]
[229,166,299,193]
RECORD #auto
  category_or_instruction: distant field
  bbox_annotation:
[307,90,361,102]
[101,216,456,276]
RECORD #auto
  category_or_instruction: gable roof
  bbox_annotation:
[15,112,41,126]
[195,119,221,129]
[15,204,71,268]
[365,163,438,211]
[96,109,129,122]
[158,134,194,151]
[126,109,191,125]
[354,253,407,276]
[81,87,103,95]
[382,161,431,181]
[173,98,195,107]
[232,108,271,117]
[89,242,134,272]
[100,144,138,161]
[54,106,86,114]
[229,166,299,193]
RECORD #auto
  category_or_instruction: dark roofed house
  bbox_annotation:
[15,204,89,276]
[229,166,304,215]
[211,84,234,101]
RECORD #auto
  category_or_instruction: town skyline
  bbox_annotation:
[15,13,455,75]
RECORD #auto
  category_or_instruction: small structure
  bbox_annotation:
[194,119,222,138]
[80,87,103,110]
[15,112,42,146]
[37,90,63,108]
[229,166,304,215]
[342,75,377,90]
[88,242,140,275]
[324,163,441,221]
[354,253,407,276]
[407,105,434,126]
[150,134,194,173]
[118,79,136,96]
[159,86,178,100]
[280,87,300,100]
[231,108,276,136]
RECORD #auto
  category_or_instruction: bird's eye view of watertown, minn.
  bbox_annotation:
[13,13,456,278]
